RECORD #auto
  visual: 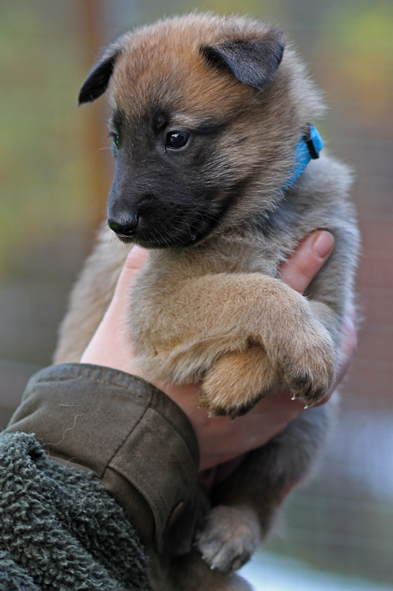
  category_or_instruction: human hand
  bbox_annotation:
[81,231,357,471]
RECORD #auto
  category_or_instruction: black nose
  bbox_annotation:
[108,215,139,238]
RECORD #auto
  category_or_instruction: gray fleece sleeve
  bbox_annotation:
[0,431,153,590]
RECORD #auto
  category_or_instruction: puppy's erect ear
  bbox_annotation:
[201,29,284,91]
[78,37,127,105]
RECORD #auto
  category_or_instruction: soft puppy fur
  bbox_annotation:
[55,13,360,591]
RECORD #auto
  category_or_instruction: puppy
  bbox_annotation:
[55,13,360,591]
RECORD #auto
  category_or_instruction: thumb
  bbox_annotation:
[109,246,148,313]
[279,231,335,294]
[123,245,149,273]
[80,245,148,369]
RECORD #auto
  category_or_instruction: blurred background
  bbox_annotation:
[0,0,392,588]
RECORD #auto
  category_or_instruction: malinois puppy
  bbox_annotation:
[55,13,359,591]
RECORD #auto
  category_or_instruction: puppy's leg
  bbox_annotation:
[199,344,278,417]
[133,272,336,412]
[196,505,261,572]
[148,548,253,591]
[196,404,332,572]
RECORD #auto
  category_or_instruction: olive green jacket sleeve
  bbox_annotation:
[5,363,201,556]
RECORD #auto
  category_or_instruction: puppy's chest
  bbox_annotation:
[148,236,290,285]
[187,235,291,277]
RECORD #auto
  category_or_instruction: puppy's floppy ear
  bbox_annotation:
[78,36,127,105]
[201,29,284,91]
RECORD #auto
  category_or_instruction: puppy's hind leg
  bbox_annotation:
[196,505,261,573]
[148,549,253,591]
[198,404,332,575]
[199,344,277,418]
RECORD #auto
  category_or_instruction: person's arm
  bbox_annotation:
[4,230,356,563]
[5,362,200,556]
[81,230,356,471]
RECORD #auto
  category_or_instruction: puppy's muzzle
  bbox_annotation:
[108,214,139,238]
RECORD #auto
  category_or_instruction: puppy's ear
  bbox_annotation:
[201,29,284,91]
[78,36,127,105]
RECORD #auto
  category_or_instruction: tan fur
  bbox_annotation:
[199,345,276,417]
[55,13,360,591]
[130,268,335,410]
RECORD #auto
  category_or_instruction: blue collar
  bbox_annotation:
[281,123,323,191]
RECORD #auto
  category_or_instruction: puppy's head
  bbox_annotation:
[79,13,324,248]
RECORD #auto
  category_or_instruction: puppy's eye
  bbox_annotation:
[166,131,189,150]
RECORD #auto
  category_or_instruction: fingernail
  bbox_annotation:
[312,231,334,259]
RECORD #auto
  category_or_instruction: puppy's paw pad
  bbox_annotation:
[198,393,257,419]
[196,506,260,573]
[199,348,275,418]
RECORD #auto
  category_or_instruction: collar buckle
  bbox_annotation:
[281,123,323,192]
[304,122,323,160]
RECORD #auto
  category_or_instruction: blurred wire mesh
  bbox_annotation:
[0,0,392,587]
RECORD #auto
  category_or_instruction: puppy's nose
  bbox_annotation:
[108,215,139,238]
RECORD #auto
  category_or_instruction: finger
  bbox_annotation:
[109,246,148,312]
[123,245,148,272]
[80,246,148,369]
[279,231,335,293]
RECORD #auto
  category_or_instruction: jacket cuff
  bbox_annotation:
[5,363,200,555]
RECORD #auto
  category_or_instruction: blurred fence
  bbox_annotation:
[0,0,392,586]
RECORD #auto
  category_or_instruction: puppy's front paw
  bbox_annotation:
[196,505,260,573]
[199,346,276,418]
[283,327,336,407]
